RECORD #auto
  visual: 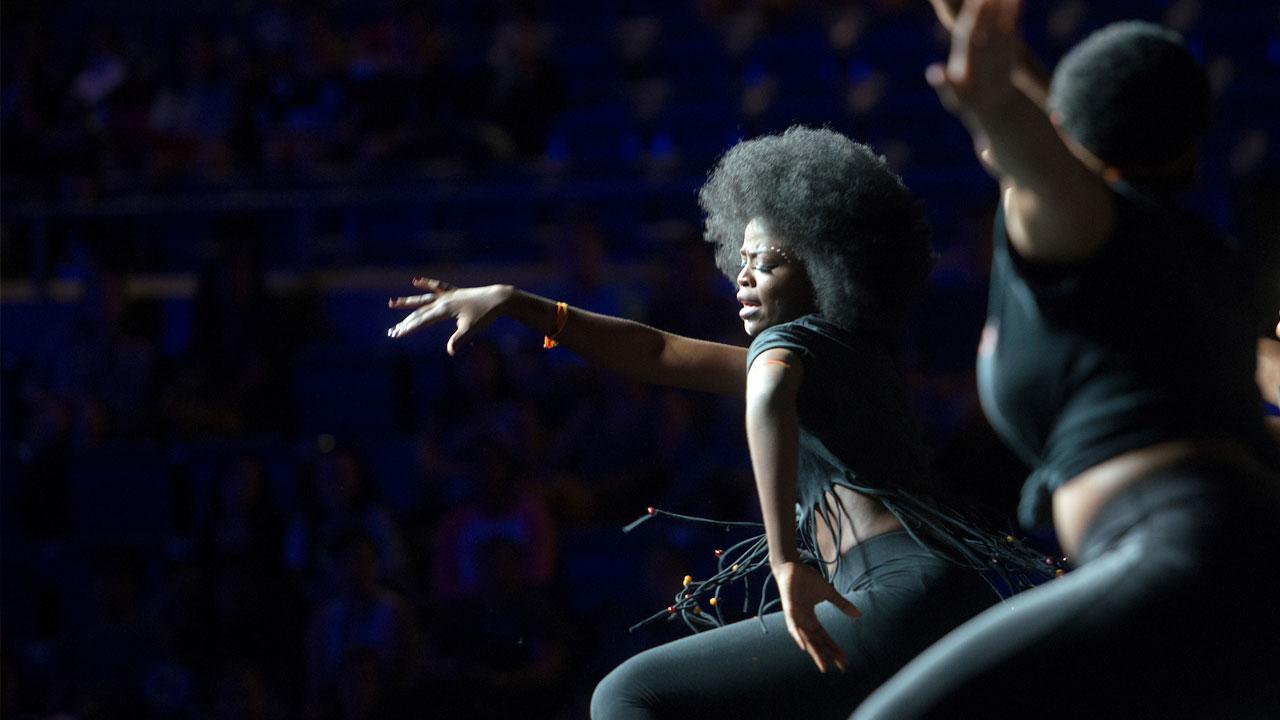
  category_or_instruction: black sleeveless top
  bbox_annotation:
[747,314,931,528]
[977,183,1272,528]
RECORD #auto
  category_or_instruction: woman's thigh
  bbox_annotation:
[852,505,1280,719]
[592,563,995,720]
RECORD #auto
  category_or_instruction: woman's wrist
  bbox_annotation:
[501,286,563,336]
[769,551,802,571]
[491,284,517,307]
[492,284,524,322]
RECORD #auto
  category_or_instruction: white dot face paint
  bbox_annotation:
[734,218,815,337]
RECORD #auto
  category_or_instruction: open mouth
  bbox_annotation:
[738,299,761,319]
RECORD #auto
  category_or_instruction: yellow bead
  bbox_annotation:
[683,575,692,587]
[1055,568,1065,577]
[731,564,739,572]
[1005,535,1015,544]
[709,597,718,606]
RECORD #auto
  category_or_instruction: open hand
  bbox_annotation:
[387,278,511,355]
[926,0,1022,121]
[773,561,862,673]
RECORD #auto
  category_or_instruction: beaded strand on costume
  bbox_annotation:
[623,507,776,633]
[623,493,1066,636]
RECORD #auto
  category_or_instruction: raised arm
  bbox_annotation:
[745,348,861,674]
[388,278,747,397]
[928,0,1114,263]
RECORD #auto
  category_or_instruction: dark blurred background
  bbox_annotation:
[2,1,1277,718]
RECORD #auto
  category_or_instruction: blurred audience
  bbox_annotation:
[2,1,1276,719]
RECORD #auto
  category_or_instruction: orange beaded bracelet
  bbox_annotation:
[543,301,568,349]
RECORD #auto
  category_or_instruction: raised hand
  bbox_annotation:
[773,560,862,674]
[927,0,964,31]
[927,0,1022,121]
[387,278,512,355]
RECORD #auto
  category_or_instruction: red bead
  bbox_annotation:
[714,549,723,557]
[666,605,675,614]
[1044,557,1054,565]
[647,506,656,516]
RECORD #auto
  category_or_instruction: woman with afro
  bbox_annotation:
[387,126,1049,718]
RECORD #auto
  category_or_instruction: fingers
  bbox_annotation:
[413,277,455,292]
[388,293,435,309]
[387,277,455,339]
[950,0,997,65]
[927,0,960,30]
[925,62,948,90]
[926,62,969,122]
[947,0,978,73]
[970,0,996,47]
[786,609,849,674]
[387,302,451,338]
[925,62,954,101]
[827,592,862,620]
[798,622,848,674]
[445,319,473,356]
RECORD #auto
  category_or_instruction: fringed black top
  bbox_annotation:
[627,314,1057,633]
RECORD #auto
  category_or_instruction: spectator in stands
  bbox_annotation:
[305,530,421,717]
[284,443,410,596]
[432,535,568,719]
[429,441,556,602]
[203,454,285,571]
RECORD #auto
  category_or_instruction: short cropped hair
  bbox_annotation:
[1049,21,1211,173]
[698,126,933,329]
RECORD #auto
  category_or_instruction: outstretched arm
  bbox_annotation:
[928,0,1114,263]
[746,348,861,674]
[388,278,747,397]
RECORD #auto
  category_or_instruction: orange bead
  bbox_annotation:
[1055,568,1065,577]
[683,575,692,587]
[709,597,718,606]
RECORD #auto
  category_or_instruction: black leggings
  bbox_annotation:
[852,458,1280,719]
[590,531,999,720]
